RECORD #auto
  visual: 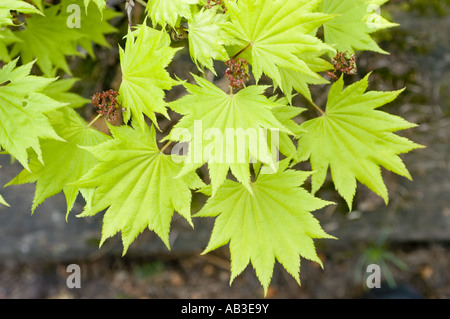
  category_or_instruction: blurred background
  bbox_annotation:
[0,0,449,298]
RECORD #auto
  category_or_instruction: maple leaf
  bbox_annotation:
[146,0,199,28]
[270,96,306,162]
[187,7,235,74]
[296,74,424,209]
[195,159,334,294]
[118,25,179,130]
[278,51,333,102]
[10,0,118,76]
[319,0,398,54]
[29,0,44,11]
[222,0,333,89]
[0,59,65,170]
[0,29,20,63]
[167,74,291,195]
[84,0,106,13]
[76,123,205,254]
[0,0,42,27]
[7,107,111,216]
[0,194,8,206]
[0,168,9,207]
[43,78,90,109]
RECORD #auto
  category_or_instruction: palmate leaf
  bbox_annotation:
[296,74,424,209]
[84,0,106,13]
[0,0,42,27]
[319,0,398,54]
[187,7,235,74]
[0,29,21,63]
[222,0,333,91]
[10,0,118,76]
[167,74,291,195]
[270,96,306,162]
[7,107,111,216]
[76,123,205,254]
[146,0,199,28]
[195,159,334,294]
[0,59,65,170]
[0,194,8,206]
[118,25,179,130]
[0,167,9,207]
[278,51,333,102]
[44,78,90,109]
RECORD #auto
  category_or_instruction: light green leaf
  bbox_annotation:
[296,74,424,209]
[84,0,106,14]
[147,0,199,28]
[7,107,111,216]
[270,97,306,161]
[76,124,205,254]
[167,74,291,195]
[223,0,334,89]
[0,29,21,63]
[10,0,119,76]
[319,0,398,54]
[278,51,333,102]
[187,7,235,74]
[0,193,8,206]
[195,159,335,295]
[0,59,65,170]
[0,0,42,27]
[118,25,179,130]
[43,78,90,109]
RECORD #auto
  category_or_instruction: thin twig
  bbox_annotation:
[160,141,172,153]
[306,98,325,116]
[87,114,102,128]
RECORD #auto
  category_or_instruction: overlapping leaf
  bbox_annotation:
[167,74,291,195]
[0,29,20,63]
[270,96,306,162]
[195,159,334,294]
[0,0,42,27]
[222,0,334,91]
[76,124,205,254]
[0,59,65,170]
[118,25,179,130]
[10,0,119,76]
[0,169,9,206]
[147,0,199,28]
[187,7,235,74]
[278,51,333,102]
[319,0,398,54]
[8,107,111,215]
[296,74,424,209]
[84,0,106,13]
[44,78,90,109]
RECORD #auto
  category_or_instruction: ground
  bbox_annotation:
[0,242,449,299]
[0,0,449,299]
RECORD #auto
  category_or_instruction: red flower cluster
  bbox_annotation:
[225,58,250,89]
[91,89,121,122]
[326,51,358,80]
